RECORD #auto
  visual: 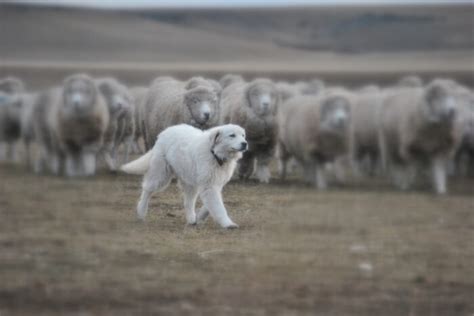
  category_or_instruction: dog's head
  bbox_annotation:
[209,124,247,163]
[185,86,219,127]
[63,73,98,115]
[422,79,457,124]
[320,94,351,132]
[245,78,279,117]
[97,77,133,116]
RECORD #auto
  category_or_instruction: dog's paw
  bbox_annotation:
[224,222,239,229]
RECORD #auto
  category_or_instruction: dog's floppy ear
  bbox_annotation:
[209,128,221,146]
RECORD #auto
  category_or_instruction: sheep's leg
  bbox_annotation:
[64,154,79,177]
[103,149,117,172]
[24,140,32,168]
[238,151,255,180]
[378,129,388,174]
[131,140,142,154]
[255,150,273,183]
[0,143,6,161]
[82,152,97,176]
[277,143,290,180]
[432,156,448,194]
[314,162,327,190]
[34,146,48,174]
[122,136,133,165]
[7,142,17,162]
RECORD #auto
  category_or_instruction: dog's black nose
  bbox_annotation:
[241,142,248,150]
[203,112,210,120]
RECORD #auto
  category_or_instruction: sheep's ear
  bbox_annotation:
[184,89,196,108]
[209,80,222,98]
[185,78,200,90]
[245,84,254,108]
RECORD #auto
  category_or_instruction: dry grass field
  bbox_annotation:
[1,160,473,315]
[1,3,473,315]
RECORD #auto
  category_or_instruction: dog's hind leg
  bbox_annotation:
[180,182,198,225]
[199,188,237,229]
[137,150,172,220]
[196,207,210,224]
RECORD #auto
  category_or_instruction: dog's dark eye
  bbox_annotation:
[229,134,236,138]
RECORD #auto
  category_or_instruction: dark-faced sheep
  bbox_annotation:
[32,74,109,177]
[130,86,148,154]
[141,77,220,150]
[378,79,460,194]
[278,93,352,189]
[452,85,474,177]
[220,78,280,183]
[97,77,135,170]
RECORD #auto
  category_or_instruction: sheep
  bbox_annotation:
[397,75,424,88]
[96,77,135,171]
[0,93,23,161]
[219,74,244,90]
[141,77,220,150]
[0,78,31,162]
[298,78,325,95]
[378,79,461,194]
[220,78,280,183]
[452,85,474,177]
[130,86,148,154]
[278,92,352,189]
[350,88,384,177]
[18,92,38,167]
[32,73,109,177]
[0,77,25,95]
[276,81,301,103]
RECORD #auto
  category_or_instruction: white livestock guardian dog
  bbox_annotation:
[121,124,247,228]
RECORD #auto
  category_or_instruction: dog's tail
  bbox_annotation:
[120,150,153,175]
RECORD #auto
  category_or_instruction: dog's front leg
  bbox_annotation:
[181,183,198,225]
[199,188,238,229]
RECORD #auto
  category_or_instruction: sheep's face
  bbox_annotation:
[0,78,25,95]
[246,80,279,117]
[97,79,132,116]
[320,95,351,132]
[423,82,456,124]
[109,91,132,116]
[63,75,97,114]
[185,87,219,127]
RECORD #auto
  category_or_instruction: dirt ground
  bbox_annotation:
[0,159,473,316]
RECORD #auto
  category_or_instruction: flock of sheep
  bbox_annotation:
[0,73,473,194]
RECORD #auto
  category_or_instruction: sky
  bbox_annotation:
[2,0,473,8]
